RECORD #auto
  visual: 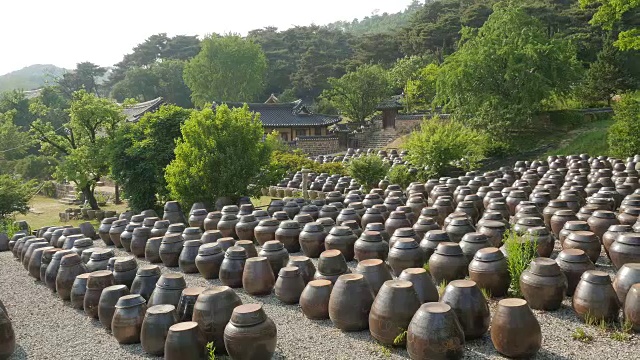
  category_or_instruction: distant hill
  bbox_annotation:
[0,64,67,92]
[325,0,423,35]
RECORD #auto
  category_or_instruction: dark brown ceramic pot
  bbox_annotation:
[520,258,567,311]
[490,298,541,358]
[587,210,620,240]
[419,230,450,261]
[412,217,439,240]
[69,272,90,310]
[407,302,465,360]
[612,263,640,306]
[300,279,333,320]
[428,242,468,284]
[325,226,357,262]
[354,259,393,296]
[164,321,206,360]
[219,246,247,288]
[459,233,491,263]
[217,214,239,239]
[195,243,224,279]
[235,239,257,258]
[354,230,389,262]
[624,284,640,332]
[113,256,138,289]
[242,256,275,296]
[144,237,163,264]
[141,304,176,356]
[275,266,305,304]
[201,229,222,244]
[609,232,640,269]
[526,226,554,258]
[287,256,316,284]
[602,224,632,258]
[44,249,73,291]
[388,238,425,277]
[217,237,236,252]
[329,274,374,331]
[563,231,601,263]
[204,211,222,231]
[384,211,411,239]
[550,210,578,239]
[477,220,507,248]
[22,240,48,269]
[398,268,438,304]
[573,270,620,322]
[28,245,53,279]
[176,287,204,323]
[299,222,326,258]
[98,284,130,330]
[150,220,170,238]
[617,207,640,226]
[86,248,114,272]
[147,273,187,308]
[130,227,152,258]
[192,286,242,354]
[369,279,421,346]
[40,248,60,283]
[275,220,301,253]
[258,240,289,278]
[131,265,161,301]
[85,270,116,318]
[445,217,476,244]
[556,249,596,296]
[120,223,142,252]
[159,233,184,267]
[362,208,386,229]
[441,280,490,340]
[178,240,201,273]
[0,304,16,360]
[543,199,570,229]
[389,227,420,250]
[56,253,88,300]
[468,247,510,297]
[559,220,590,246]
[224,303,277,360]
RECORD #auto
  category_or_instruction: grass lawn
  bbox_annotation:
[544,119,613,157]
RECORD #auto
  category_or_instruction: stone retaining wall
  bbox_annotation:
[294,136,340,155]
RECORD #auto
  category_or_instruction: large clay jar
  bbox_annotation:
[275,266,305,304]
[148,273,187,308]
[354,230,389,262]
[86,248,114,272]
[384,211,411,239]
[287,256,316,284]
[130,227,151,258]
[329,274,374,331]
[361,208,386,229]
[354,259,393,296]
[144,237,163,264]
[441,280,490,340]
[192,286,242,354]
[98,284,130,329]
[131,265,161,301]
[459,232,491,263]
[159,233,184,267]
[217,237,236,253]
[70,273,90,310]
[543,199,570,228]
[388,238,425,277]
[243,256,275,296]
[85,270,116,318]
[559,220,590,246]
[0,305,16,360]
[573,270,620,322]
[520,258,567,311]
[412,217,439,240]
[108,220,128,248]
[204,211,222,231]
[398,268,438,304]
[407,302,465,360]
[325,226,357,261]
[588,210,620,240]
[369,280,421,346]
[254,219,278,246]
[298,222,326,258]
[163,201,187,225]
[141,304,176,356]
[189,209,208,230]
[164,321,206,360]
[219,246,247,288]
[477,220,507,248]
[258,240,290,278]
[490,298,541,358]
[468,247,510,297]
[300,279,333,320]
[217,214,239,239]
[113,256,138,289]
[556,249,595,296]
[603,224,632,258]
[28,245,53,280]
[22,240,48,268]
[445,217,476,244]
[624,284,640,332]
[224,304,277,360]
[120,223,142,252]
[98,217,116,245]
[195,243,224,279]
[178,240,201,274]
[56,253,88,300]
[201,230,222,244]
[419,230,450,261]
[40,248,59,282]
[44,249,74,292]
[429,242,468,284]
[315,249,349,284]
[612,263,640,306]
[389,227,420,250]
[550,210,578,239]
[563,231,601,263]
[274,220,301,253]
[609,232,640,269]
[176,287,204,323]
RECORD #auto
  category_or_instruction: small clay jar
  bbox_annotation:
[520,258,567,311]
[219,246,247,288]
[587,210,620,240]
[234,239,257,258]
[573,270,620,322]
[556,249,595,296]
[354,259,393,296]
[624,284,640,332]
[70,273,90,310]
[192,286,242,354]
[150,220,170,238]
[299,222,326,258]
[84,270,116,319]
[147,273,187,308]
[165,223,186,236]
[459,232,491,263]
[258,240,290,278]
[113,256,138,289]
[98,284,130,330]
[56,253,88,300]
[550,210,578,239]
[130,227,152,258]
[159,233,184,267]
[275,266,305,304]
[388,238,425,277]
[490,298,541,358]
[559,220,590,246]
[428,242,468,284]
[234,215,257,242]
[287,256,316,284]
[141,304,176,356]
[407,302,465,360]
[354,230,389,262]
[609,232,640,269]
[369,280,421,346]
[204,211,222,231]
[612,263,640,306]
[441,280,490,340]
[254,218,279,246]
[314,249,350,284]
[563,231,601,263]
[325,226,357,261]
[176,287,204,322]
[223,304,277,360]
[217,214,239,239]
[329,274,374,331]
[300,279,333,320]
[164,322,206,360]
[602,224,632,258]
[181,227,202,242]
[468,247,510,297]
[243,256,275,296]
[44,249,74,292]
[195,243,224,279]
[131,265,162,301]
[178,240,201,273]
[275,220,301,253]
[419,230,450,261]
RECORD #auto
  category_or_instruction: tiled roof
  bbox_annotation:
[376,95,404,110]
[216,100,341,128]
[122,97,164,122]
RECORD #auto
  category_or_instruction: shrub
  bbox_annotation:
[386,165,416,189]
[503,230,538,297]
[13,155,57,180]
[608,92,640,158]
[0,175,35,219]
[405,118,487,177]
[348,155,390,191]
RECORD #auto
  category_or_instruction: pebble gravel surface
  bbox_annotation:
[1,238,638,360]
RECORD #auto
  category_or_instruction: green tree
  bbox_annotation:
[580,0,640,50]
[0,90,37,129]
[348,155,390,191]
[0,175,35,219]
[608,92,640,158]
[404,63,439,112]
[110,105,192,212]
[183,35,267,106]
[165,104,272,208]
[323,65,392,123]
[57,62,107,98]
[436,4,581,141]
[579,36,633,105]
[388,55,434,92]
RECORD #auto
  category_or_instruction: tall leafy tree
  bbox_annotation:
[580,0,640,50]
[0,90,36,129]
[57,62,107,97]
[183,35,267,106]
[404,63,439,112]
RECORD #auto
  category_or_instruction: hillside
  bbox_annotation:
[0,64,67,92]
[325,0,423,35]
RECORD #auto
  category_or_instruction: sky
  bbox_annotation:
[0,0,415,76]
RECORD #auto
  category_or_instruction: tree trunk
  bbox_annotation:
[82,184,99,210]
[115,183,121,205]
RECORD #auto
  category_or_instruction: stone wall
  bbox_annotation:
[294,136,340,156]
[395,119,422,134]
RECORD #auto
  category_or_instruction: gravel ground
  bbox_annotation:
[1,238,638,360]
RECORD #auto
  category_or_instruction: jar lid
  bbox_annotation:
[567,231,598,243]
[191,209,208,216]
[355,259,385,273]
[252,210,269,218]
[528,258,562,277]
[424,230,450,242]
[563,221,589,231]
[580,270,612,285]
[225,246,248,259]
[167,223,186,233]
[62,227,82,236]
[133,226,152,235]
[272,211,289,221]
[393,238,419,250]
[230,303,267,327]
[52,249,74,260]
[222,205,239,213]
[321,205,338,212]
[114,256,138,272]
[206,211,222,219]
[553,210,576,217]
[257,218,279,227]
[288,256,311,266]
[607,224,632,233]
[87,270,115,288]
[303,222,324,233]
[183,240,202,248]
[278,266,300,278]
[183,227,202,235]
[480,220,506,229]
[162,233,184,244]
[527,226,550,237]
[557,249,590,263]
[65,234,85,241]
[329,226,353,237]
[592,210,616,219]
[220,214,238,221]
[137,264,161,277]
[111,219,128,228]
[389,211,407,219]
[359,231,383,243]
[456,201,475,208]
[279,220,300,230]
[365,193,381,200]
[293,214,314,223]
[198,242,222,256]
[548,199,568,208]
[516,217,544,227]
[393,227,416,237]
[90,248,114,261]
[349,202,364,210]
[156,273,186,289]
[617,232,640,245]
[269,200,285,207]
[262,240,285,252]
[461,232,489,244]
[60,253,82,266]
[284,201,300,208]
[473,247,504,262]
[147,304,175,315]
[101,217,117,225]
[434,242,463,256]
[449,217,472,226]
[72,238,93,248]
[365,223,385,232]
[115,294,146,308]
[339,208,357,216]
[416,217,436,225]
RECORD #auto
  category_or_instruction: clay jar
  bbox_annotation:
[159,233,184,267]
[204,211,222,231]
[587,210,620,240]
[324,226,357,261]
[148,273,186,308]
[354,230,389,262]
[329,274,374,331]
[176,287,204,323]
[612,263,640,306]
[520,258,567,311]
[624,284,640,332]
[442,280,490,340]
[253,218,278,246]
[361,208,385,229]
[315,249,350,284]
[543,199,570,228]
[445,217,475,244]
[70,273,90,310]
[195,243,224,279]
[275,266,305,304]
[28,246,53,280]
[224,304,277,360]
[120,223,142,252]
[388,238,425,277]
[573,270,620,322]
[189,209,208,230]
[609,232,640,269]
[85,270,116,318]
[192,286,242,354]
[243,256,275,296]
[419,230,450,261]
[407,302,465,360]
[217,214,239,239]
[550,210,578,239]
[384,211,411,239]
[287,256,316,284]
[274,220,301,253]
[44,249,74,292]
[164,322,206,360]
[144,237,163,264]
[98,284,130,330]
[300,279,332,320]
[459,232,491,263]
[389,227,420,250]
[603,224,632,257]
[468,247,510,297]
[0,304,16,360]
[233,215,257,242]
[131,265,161,301]
[86,248,114,272]
[141,304,176,356]
[412,217,439,240]
[298,222,326,258]
[56,253,88,300]
[178,240,201,274]
[556,249,595,296]
[559,220,590,246]
[258,240,289,278]
[429,242,468,284]
[354,259,393,296]
[563,227,602,262]
[369,280,420,347]
[130,227,152,258]
[218,246,247,289]
[477,220,507,248]
[113,256,138,288]
[490,298,541,358]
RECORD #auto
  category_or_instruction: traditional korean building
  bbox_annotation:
[122,97,165,122]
